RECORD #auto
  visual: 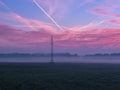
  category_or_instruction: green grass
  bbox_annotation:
[0,63,120,90]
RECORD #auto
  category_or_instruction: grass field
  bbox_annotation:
[0,63,120,90]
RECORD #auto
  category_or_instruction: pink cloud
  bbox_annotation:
[0,12,59,34]
[0,24,51,48]
[90,1,120,18]
[0,24,120,51]
[55,28,120,49]
[108,19,120,25]
[90,5,115,16]
[112,14,120,18]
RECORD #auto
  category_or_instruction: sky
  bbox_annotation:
[0,0,120,55]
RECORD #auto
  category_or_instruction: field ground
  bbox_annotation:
[0,63,120,90]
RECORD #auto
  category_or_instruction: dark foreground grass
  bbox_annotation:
[0,63,120,90]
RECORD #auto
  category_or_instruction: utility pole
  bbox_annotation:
[50,35,54,63]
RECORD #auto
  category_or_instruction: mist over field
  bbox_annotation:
[0,56,120,64]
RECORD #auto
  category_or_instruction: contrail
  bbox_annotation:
[0,0,11,11]
[33,0,63,31]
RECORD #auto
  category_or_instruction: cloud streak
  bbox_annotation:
[33,0,63,31]
[90,0,120,18]
[0,0,9,9]
[108,19,120,25]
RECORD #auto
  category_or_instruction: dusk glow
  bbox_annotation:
[0,0,120,54]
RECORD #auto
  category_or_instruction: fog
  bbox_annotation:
[0,57,120,64]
